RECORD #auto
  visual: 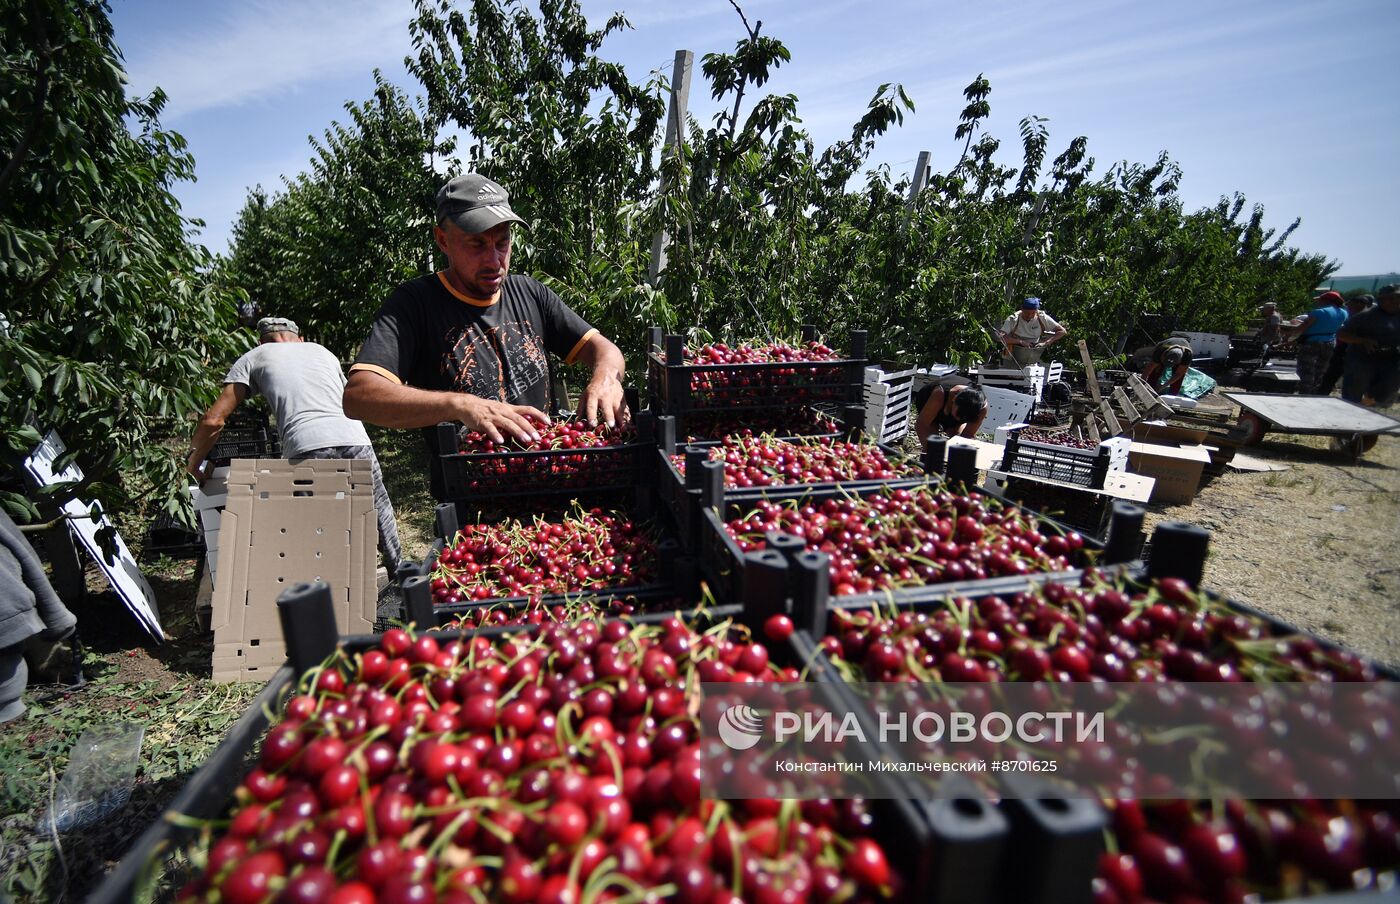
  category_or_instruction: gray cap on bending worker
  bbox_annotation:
[257,317,299,338]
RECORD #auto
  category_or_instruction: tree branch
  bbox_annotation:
[0,47,52,204]
[0,3,53,205]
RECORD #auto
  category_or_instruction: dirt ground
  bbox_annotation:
[1138,401,1400,671]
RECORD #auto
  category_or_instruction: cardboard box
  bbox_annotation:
[210,459,378,683]
[945,436,1004,471]
[1131,422,1210,447]
[1127,442,1212,505]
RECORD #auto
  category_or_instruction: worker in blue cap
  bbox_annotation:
[998,297,1068,368]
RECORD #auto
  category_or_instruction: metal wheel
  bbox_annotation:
[1351,433,1379,461]
[1236,412,1269,446]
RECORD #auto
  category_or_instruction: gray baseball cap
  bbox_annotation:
[257,316,299,337]
[435,173,529,234]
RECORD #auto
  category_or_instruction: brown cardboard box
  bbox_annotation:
[1127,442,1211,505]
[210,459,378,683]
[1131,422,1210,446]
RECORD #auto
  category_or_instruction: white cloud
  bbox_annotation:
[121,0,414,119]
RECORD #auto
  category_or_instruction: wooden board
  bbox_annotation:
[1077,340,1102,405]
[1112,386,1140,424]
[1221,393,1400,436]
[1097,399,1123,436]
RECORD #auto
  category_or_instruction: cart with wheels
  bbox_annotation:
[1223,392,1400,459]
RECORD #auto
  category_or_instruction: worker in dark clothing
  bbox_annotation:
[0,510,77,723]
[914,384,989,444]
[1338,285,1400,407]
[1142,337,1193,394]
[1318,295,1374,396]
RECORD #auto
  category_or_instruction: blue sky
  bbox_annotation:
[110,0,1399,274]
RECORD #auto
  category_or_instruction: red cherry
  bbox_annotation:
[317,765,361,809]
[545,801,589,846]
[763,614,795,642]
[844,838,891,887]
[221,850,286,904]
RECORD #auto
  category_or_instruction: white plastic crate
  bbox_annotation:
[863,367,916,444]
[982,387,1036,433]
[971,363,1051,400]
[1171,331,1231,362]
[191,465,231,583]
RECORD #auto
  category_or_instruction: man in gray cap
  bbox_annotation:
[344,173,628,443]
[188,317,402,569]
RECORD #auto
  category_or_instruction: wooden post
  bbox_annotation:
[648,50,695,287]
[906,151,930,207]
[1077,340,1102,406]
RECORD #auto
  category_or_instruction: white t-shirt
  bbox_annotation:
[1001,311,1062,343]
[223,343,370,457]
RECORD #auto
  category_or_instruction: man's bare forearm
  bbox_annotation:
[344,372,466,428]
[578,334,626,383]
[187,421,224,475]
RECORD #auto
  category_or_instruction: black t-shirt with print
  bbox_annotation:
[351,272,597,411]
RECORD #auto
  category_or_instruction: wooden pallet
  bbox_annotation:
[1072,341,1176,438]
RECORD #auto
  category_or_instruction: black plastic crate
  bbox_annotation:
[665,404,853,445]
[998,427,1128,489]
[987,474,1117,540]
[93,583,944,904]
[698,481,1111,608]
[143,512,205,560]
[645,324,868,417]
[426,417,653,507]
[786,537,1400,903]
[655,424,931,551]
[205,411,280,467]
[406,537,701,629]
[207,436,281,466]
[1028,398,1073,427]
[398,502,690,625]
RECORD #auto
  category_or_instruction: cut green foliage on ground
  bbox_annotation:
[0,671,260,902]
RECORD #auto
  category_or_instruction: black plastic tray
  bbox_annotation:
[999,428,1119,489]
[426,417,654,507]
[403,504,688,626]
[698,481,1113,608]
[789,542,1400,902]
[207,437,281,467]
[645,324,868,417]
[92,590,942,904]
[655,436,931,551]
[205,412,280,467]
[665,408,854,447]
[143,512,205,560]
[985,474,1118,540]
